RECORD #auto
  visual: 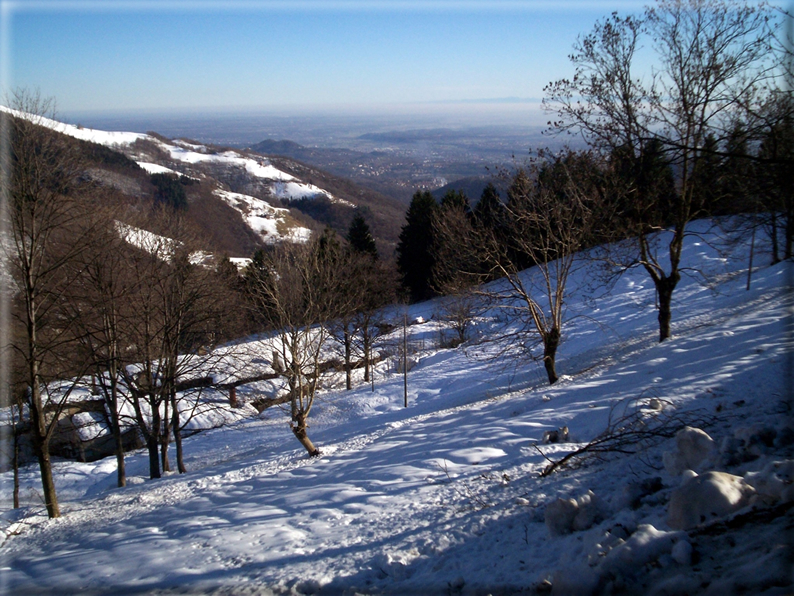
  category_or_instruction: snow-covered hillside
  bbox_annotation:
[214,189,311,245]
[0,106,325,245]
[1,221,792,595]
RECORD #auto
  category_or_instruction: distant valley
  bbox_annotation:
[65,107,554,205]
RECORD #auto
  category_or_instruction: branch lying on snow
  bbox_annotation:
[537,398,715,478]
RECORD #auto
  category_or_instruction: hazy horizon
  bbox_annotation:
[58,101,553,150]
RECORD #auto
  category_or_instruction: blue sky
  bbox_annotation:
[0,1,688,115]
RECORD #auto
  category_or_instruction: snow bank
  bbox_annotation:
[667,471,755,530]
[212,189,310,244]
[744,459,794,504]
[0,105,146,147]
[545,490,605,536]
[1,219,791,595]
[663,426,715,476]
[552,524,691,595]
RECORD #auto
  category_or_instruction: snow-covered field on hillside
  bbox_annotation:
[1,221,792,595]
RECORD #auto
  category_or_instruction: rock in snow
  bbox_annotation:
[551,524,688,596]
[545,497,580,537]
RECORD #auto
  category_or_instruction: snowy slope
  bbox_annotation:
[0,105,325,243]
[214,189,312,245]
[0,105,333,203]
[0,105,146,147]
[1,221,791,595]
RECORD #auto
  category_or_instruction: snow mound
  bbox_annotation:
[667,471,755,530]
[744,459,794,504]
[213,189,310,244]
[136,161,179,175]
[552,524,690,595]
[663,426,715,476]
[545,490,605,536]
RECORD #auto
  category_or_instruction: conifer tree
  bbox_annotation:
[691,133,723,215]
[504,169,536,270]
[396,190,438,302]
[719,124,753,215]
[474,182,505,232]
[440,189,471,214]
[347,212,378,259]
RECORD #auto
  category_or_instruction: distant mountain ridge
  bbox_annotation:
[3,106,405,260]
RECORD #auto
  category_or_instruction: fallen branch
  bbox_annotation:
[538,398,714,477]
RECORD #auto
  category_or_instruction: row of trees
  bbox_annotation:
[396,0,791,383]
[544,0,792,341]
[4,0,790,520]
[6,103,398,515]
[3,92,398,519]
[0,95,241,515]
[397,152,605,385]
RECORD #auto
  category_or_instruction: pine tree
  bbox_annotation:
[474,182,505,231]
[347,212,378,259]
[506,169,532,210]
[396,190,438,302]
[719,125,754,215]
[440,189,471,214]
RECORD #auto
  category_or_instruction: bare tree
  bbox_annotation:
[1,90,98,517]
[116,209,229,478]
[752,91,794,262]
[246,230,348,456]
[353,259,395,384]
[431,200,487,347]
[477,150,600,385]
[544,0,781,342]
[330,250,395,390]
[66,210,135,487]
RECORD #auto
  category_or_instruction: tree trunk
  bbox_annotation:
[11,400,21,509]
[34,444,60,518]
[174,426,186,474]
[114,434,126,488]
[344,329,352,391]
[161,396,170,473]
[363,330,371,383]
[147,434,160,479]
[171,390,186,474]
[291,412,320,457]
[147,399,161,479]
[543,327,561,385]
[771,213,780,265]
[28,379,60,518]
[13,427,20,509]
[107,381,126,488]
[160,432,170,473]
[657,274,678,342]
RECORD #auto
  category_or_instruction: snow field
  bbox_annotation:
[1,220,792,594]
